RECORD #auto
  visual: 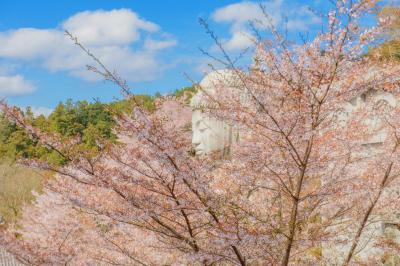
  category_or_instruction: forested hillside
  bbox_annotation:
[0,87,195,224]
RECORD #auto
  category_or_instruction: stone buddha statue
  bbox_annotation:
[343,88,397,146]
[323,88,400,263]
[190,69,241,157]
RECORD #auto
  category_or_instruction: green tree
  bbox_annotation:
[173,86,197,104]
[0,100,118,166]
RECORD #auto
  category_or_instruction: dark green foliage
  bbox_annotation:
[0,87,194,166]
[0,112,61,164]
[0,100,117,166]
[109,94,157,114]
[0,90,192,224]
[46,99,116,141]
[173,86,197,103]
[133,94,157,112]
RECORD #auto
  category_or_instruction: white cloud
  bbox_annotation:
[144,38,178,51]
[62,9,159,46]
[211,0,322,51]
[0,75,36,96]
[212,0,282,30]
[0,29,64,59]
[29,106,53,117]
[71,45,166,82]
[0,63,18,75]
[211,0,282,51]
[223,31,255,51]
[0,9,177,83]
[286,6,322,31]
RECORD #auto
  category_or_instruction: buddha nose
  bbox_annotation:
[192,132,202,147]
[192,137,200,147]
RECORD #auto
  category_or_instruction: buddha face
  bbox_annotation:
[191,109,230,156]
[345,89,397,145]
[190,69,243,156]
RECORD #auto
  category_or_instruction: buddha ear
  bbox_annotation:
[188,148,196,157]
[198,106,203,113]
[235,132,240,143]
[222,145,231,159]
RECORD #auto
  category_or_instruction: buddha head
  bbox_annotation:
[344,89,397,146]
[190,70,240,156]
[191,108,233,156]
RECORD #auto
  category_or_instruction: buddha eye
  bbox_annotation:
[372,99,395,116]
[199,125,208,132]
[333,108,348,121]
[195,120,208,132]
[374,99,389,110]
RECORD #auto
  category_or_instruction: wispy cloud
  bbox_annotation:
[62,9,160,46]
[0,75,36,96]
[0,9,178,83]
[211,0,322,51]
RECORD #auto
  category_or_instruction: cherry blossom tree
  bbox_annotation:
[199,0,400,264]
[1,0,400,265]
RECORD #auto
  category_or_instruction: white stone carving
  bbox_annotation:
[190,70,241,156]
[323,88,400,263]
[191,70,400,262]
[344,88,397,145]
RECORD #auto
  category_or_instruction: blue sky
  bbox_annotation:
[0,0,386,115]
